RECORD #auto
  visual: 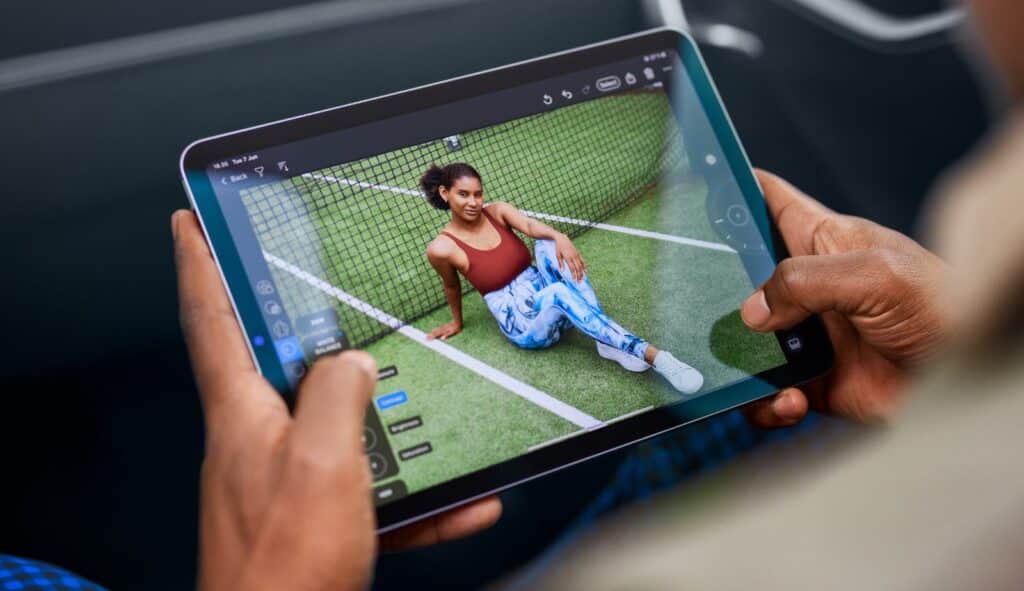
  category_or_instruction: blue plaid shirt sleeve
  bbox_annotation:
[0,555,106,591]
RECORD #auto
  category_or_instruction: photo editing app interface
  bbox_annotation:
[207,50,788,505]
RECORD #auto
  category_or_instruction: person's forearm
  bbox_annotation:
[525,218,565,242]
[444,284,464,325]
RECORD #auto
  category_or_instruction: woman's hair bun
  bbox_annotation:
[420,164,449,210]
[420,162,482,211]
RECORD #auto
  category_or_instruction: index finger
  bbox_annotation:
[755,169,835,257]
[172,210,274,408]
[379,496,502,552]
[742,387,809,428]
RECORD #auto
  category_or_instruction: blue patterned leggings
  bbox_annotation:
[482,240,649,361]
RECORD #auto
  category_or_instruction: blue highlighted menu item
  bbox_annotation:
[376,390,408,410]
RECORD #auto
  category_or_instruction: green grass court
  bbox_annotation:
[241,91,786,497]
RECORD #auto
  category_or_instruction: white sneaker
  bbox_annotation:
[653,351,704,395]
[596,342,650,373]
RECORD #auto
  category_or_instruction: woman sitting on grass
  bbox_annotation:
[421,162,703,395]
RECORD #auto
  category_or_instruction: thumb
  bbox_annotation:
[291,351,378,457]
[741,251,887,332]
[755,169,836,257]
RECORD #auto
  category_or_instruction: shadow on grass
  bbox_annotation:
[709,309,778,374]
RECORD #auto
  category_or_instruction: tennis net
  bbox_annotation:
[240,89,687,350]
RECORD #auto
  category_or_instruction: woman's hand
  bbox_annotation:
[740,171,950,427]
[554,234,587,282]
[173,210,501,591]
[427,320,463,341]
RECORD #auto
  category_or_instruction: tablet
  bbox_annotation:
[180,28,832,532]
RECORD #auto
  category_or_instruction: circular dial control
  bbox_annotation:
[707,186,767,254]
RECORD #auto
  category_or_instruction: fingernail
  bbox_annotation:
[772,391,798,420]
[171,210,183,240]
[343,350,377,377]
[741,290,771,328]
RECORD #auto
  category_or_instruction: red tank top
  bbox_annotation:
[442,209,533,294]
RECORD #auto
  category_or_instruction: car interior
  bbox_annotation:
[0,0,991,588]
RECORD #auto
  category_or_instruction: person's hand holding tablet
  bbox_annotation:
[173,210,501,590]
[741,171,950,427]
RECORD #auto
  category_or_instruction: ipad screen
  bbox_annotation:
[199,48,792,506]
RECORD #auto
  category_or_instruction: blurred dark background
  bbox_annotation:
[0,0,991,588]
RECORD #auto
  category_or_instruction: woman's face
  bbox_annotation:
[440,176,484,222]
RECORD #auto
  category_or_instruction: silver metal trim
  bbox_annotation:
[179,27,783,534]
[642,0,690,29]
[0,0,475,93]
[690,23,765,58]
[780,0,965,43]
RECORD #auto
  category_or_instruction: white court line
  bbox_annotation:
[263,250,603,430]
[520,210,736,253]
[301,172,737,254]
[304,174,422,197]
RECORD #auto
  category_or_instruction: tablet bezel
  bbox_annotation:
[180,27,833,532]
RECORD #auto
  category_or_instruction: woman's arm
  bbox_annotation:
[426,240,464,340]
[492,201,561,241]
[491,202,587,282]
